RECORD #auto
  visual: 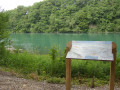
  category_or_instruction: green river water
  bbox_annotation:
[10,33,120,54]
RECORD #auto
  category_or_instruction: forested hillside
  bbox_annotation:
[6,0,120,33]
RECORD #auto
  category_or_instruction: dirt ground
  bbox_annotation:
[0,70,120,90]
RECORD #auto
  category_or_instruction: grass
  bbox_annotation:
[71,77,108,87]
[47,77,65,84]
[0,48,120,86]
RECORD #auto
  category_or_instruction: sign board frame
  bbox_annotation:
[66,41,117,90]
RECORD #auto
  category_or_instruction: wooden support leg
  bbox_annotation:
[109,52,116,90]
[66,59,71,90]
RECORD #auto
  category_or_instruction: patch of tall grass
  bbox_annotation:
[0,47,120,80]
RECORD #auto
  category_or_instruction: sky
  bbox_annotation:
[0,0,43,10]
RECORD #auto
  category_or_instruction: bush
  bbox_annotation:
[0,11,9,60]
[49,46,66,77]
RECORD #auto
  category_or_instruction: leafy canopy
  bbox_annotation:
[5,0,120,33]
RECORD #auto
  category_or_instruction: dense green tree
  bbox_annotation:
[5,0,120,33]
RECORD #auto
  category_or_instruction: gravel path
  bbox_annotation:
[0,71,120,90]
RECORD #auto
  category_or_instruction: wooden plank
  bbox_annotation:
[66,42,72,90]
[109,42,117,90]
[66,59,71,90]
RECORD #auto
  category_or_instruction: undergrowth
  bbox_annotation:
[0,47,120,85]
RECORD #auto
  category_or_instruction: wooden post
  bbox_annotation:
[109,42,117,90]
[66,42,72,90]
[66,59,71,90]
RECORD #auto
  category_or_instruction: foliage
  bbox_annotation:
[49,46,58,61]
[0,10,8,60]
[116,54,120,79]
[46,77,65,84]
[49,46,66,77]
[0,47,120,80]
[5,0,120,33]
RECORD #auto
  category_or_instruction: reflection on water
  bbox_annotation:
[10,33,120,54]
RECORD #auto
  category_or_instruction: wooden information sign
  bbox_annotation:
[66,41,117,90]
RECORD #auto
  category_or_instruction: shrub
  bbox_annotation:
[0,11,9,60]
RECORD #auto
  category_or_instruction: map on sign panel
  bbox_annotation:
[66,41,114,61]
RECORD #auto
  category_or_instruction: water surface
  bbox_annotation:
[10,33,120,54]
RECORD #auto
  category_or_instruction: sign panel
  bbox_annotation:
[66,41,113,61]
